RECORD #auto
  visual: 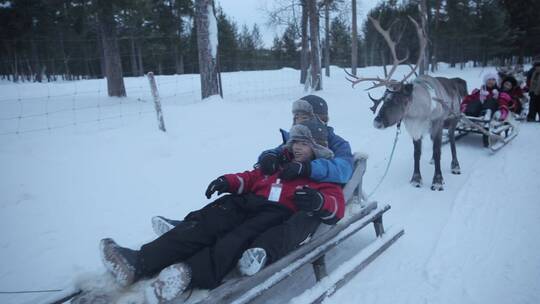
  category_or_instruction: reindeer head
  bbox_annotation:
[372,84,414,129]
[346,15,426,129]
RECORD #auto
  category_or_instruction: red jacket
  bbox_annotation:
[223,167,345,225]
[461,86,510,114]
[504,86,525,113]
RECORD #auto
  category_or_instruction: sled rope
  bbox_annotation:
[368,122,401,198]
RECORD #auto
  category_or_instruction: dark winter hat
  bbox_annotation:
[292,95,329,116]
[502,76,517,88]
[286,118,334,159]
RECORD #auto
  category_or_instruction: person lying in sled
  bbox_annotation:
[461,72,511,121]
[99,118,345,303]
[151,95,355,277]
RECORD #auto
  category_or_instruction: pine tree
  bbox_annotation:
[216,9,239,72]
[330,17,352,66]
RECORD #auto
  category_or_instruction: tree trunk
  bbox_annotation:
[431,0,440,72]
[97,0,126,97]
[300,0,309,84]
[96,35,105,78]
[137,41,144,76]
[58,32,71,81]
[30,39,41,82]
[324,0,330,77]
[418,0,428,75]
[130,36,138,77]
[307,0,321,90]
[13,51,19,83]
[178,55,185,74]
[351,0,358,75]
[174,42,183,74]
[196,0,220,99]
[82,44,92,78]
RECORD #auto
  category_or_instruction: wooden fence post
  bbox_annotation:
[146,72,166,132]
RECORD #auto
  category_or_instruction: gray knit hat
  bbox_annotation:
[285,118,334,159]
[292,95,328,116]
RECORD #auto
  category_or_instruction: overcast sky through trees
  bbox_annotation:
[216,0,380,47]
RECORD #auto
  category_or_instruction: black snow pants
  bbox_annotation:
[137,194,292,289]
[464,97,499,118]
[250,211,322,264]
[527,93,540,121]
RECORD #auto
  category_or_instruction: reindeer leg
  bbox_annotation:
[431,125,444,191]
[449,118,461,174]
[410,138,422,187]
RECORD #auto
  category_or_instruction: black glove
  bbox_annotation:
[205,177,229,199]
[279,161,311,180]
[293,186,324,212]
[258,153,280,175]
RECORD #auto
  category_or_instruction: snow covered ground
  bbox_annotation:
[1,64,539,304]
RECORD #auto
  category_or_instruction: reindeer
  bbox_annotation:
[346,16,465,191]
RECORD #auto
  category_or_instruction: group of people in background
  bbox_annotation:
[460,56,540,122]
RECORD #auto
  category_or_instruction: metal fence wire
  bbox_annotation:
[0,66,303,136]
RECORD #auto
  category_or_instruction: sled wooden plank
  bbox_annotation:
[305,228,404,304]
[40,287,81,304]
[193,203,390,304]
[458,115,504,141]
[342,154,367,204]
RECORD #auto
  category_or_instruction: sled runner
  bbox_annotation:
[456,114,518,152]
[46,153,403,304]
[444,114,518,152]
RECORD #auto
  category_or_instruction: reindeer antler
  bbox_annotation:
[400,16,427,83]
[344,69,390,90]
[368,92,384,114]
[345,16,410,90]
[346,14,427,114]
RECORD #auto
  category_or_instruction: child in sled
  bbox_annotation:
[461,72,511,121]
[500,75,526,115]
[98,118,345,303]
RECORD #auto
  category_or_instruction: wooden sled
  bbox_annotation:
[444,113,518,152]
[190,153,404,304]
[47,153,404,304]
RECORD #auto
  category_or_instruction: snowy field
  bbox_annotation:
[1,64,539,304]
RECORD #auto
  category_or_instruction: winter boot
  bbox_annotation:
[145,262,192,304]
[100,238,140,287]
[151,216,181,236]
[238,247,267,276]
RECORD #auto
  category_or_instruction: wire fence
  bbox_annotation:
[0,66,304,137]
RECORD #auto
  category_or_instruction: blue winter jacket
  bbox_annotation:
[258,126,354,184]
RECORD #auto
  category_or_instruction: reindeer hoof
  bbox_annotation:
[431,183,444,191]
[410,174,422,188]
[451,161,461,175]
[431,175,444,191]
